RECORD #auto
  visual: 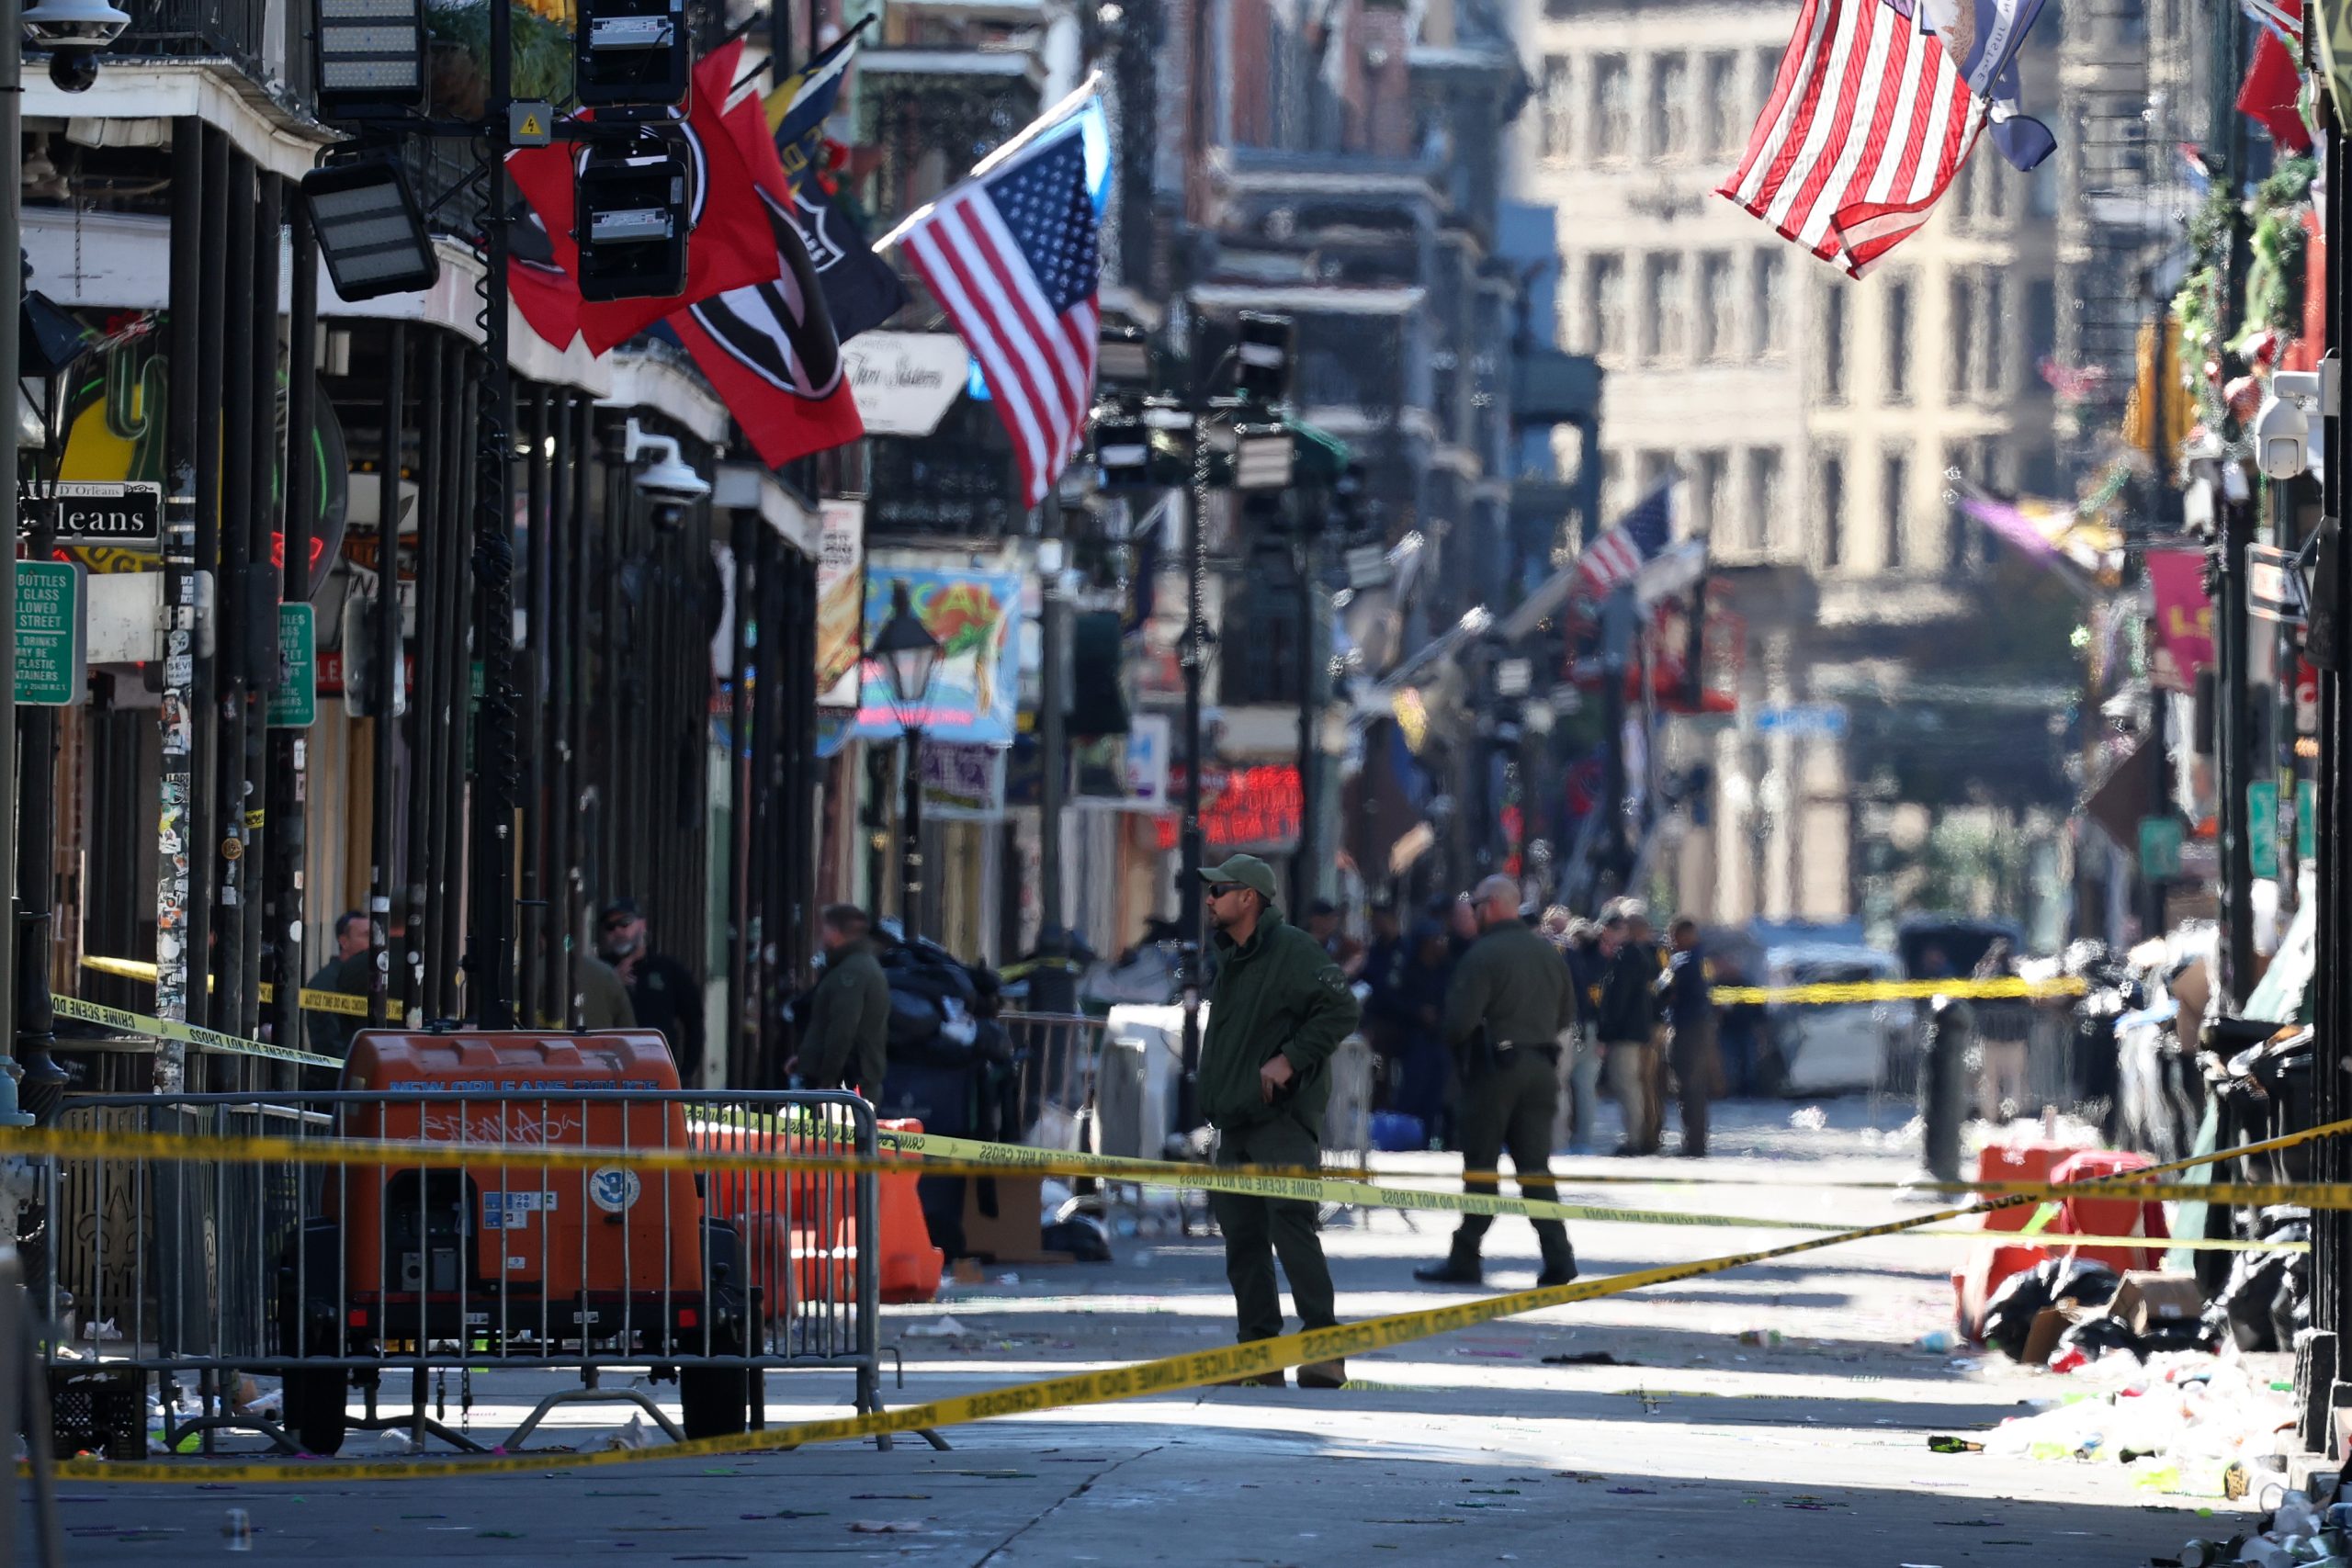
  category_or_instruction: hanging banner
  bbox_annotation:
[816,500,865,707]
[2146,548,2215,691]
[921,739,1006,818]
[851,562,1021,745]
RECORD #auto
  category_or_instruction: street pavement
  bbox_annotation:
[33,1100,2266,1566]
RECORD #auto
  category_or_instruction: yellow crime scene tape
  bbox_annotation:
[52,996,342,1070]
[81,953,404,1021]
[27,1114,2331,1485]
[1709,976,2087,1006]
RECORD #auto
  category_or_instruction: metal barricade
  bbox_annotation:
[39,1089,882,1457]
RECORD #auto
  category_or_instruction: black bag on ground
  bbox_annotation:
[1982,1258,2120,1362]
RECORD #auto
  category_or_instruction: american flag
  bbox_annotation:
[1717,0,1989,278]
[1575,482,1675,602]
[891,118,1100,509]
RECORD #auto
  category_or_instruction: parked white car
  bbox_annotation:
[1758,942,1916,1096]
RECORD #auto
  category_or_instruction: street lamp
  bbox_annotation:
[867,580,943,943]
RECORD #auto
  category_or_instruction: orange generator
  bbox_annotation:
[277,1031,755,1454]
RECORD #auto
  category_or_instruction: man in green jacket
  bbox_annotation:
[1413,874,1579,1289]
[795,905,891,1097]
[1197,854,1361,1389]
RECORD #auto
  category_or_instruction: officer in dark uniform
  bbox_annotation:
[1412,874,1579,1288]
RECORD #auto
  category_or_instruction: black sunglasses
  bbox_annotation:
[601,915,635,930]
[1207,884,1246,899]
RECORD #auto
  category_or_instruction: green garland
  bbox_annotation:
[2241,154,2317,349]
[2170,182,2236,437]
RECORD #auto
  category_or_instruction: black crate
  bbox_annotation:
[49,1365,145,1461]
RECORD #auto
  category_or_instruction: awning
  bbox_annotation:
[1288,417,1351,485]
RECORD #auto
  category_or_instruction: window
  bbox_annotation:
[1700,252,1736,360]
[1818,450,1846,570]
[1982,273,2008,394]
[1704,54,1740,155]
[1820,285,1847,402]
[1595,56,1631,158]
[1542,56,1573,158]
[2025,279,2057,380]
[1947,273,1974,399]
[1691,449,1728,539]
[1651,52,1691,157]
[1987,160,2007,220]
[1882,447,1908,570]
[1601,450,1624,520]
[1747,446,1783,552]
[1587,253,1625,356]
[2029,156,2059,218]
[1753,48,1780,127]
[1645,252,1687,361]
[1636,447,1677,502]
[1883,274,1913,401]
[1750,251,1787,355]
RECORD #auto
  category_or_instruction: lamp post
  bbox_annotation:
[868,581,943,943]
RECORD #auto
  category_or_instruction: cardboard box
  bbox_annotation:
[2110,1271,2204,1335]
[2022,1306,2071,1367]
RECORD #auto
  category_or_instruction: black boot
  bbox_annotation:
[1413,1247,1483,1285]
[1535,1229,1578,1289]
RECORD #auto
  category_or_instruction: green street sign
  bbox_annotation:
[2301,778,2317,866]
[2138,816,2183,880]
[14,559,83,705]
[266,601,315,728]
[2250,780,2280,879]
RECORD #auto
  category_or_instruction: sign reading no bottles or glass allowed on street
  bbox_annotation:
[15,559,85,705]
[2250,779,2281,879]
[266,602,316,728]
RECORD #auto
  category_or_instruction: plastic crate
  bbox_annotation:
[49,1365,144,1461]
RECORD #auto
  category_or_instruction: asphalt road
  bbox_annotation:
[24,1100,2268,1566]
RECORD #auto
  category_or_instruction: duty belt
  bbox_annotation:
[1496,1041,1561,1062]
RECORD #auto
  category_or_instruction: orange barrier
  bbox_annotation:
[1953,1142,2081,1337]
[2041,1148,2168,1274]
[874,1118,944,1304]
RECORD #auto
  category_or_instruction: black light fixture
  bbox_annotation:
[869,580,944,729]
[574,0,689,107]
[301,159,441,301]
[1092,408,1148,485]
[1231,420,1294,491]
[573,141,689,301]
[1234,310,1294,406]
[312,0,428,119]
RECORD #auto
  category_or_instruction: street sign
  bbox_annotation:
[14,559,84,705]
[2250,779,2280,878]
[2137,815,2183,880]
[1753,703,1848,739]
[266,602,316,728]
[2248,543,2306,625]
[21,480,163,549]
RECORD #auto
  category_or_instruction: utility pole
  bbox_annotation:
[1177,411,1208,1132]
[154,118,201,1090]
[2218,488,2256,1008]
[368,325,403,1029]
[1039,493,1068,945]
[266,194,319,1053]
[0,0,21,1127]
[1293,525,1319,911]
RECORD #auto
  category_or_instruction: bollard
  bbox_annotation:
[1919,994,1973,1184]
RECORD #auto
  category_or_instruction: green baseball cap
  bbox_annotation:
[1200,854,1280,906]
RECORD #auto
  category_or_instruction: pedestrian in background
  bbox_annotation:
[1414,874,1579,1287]
[599,897,707,1085]
[303,910,373,1058]
[794,904,890,1097]
[1197,854,1359,1388]
[1561,917,1609,1155]
[1597,900,1665,1156]
[1304,897,1366,979]
[1391,920,1456,1145]
[573,952,637,1031]
[1661,918,1724,1157]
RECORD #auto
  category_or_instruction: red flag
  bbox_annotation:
[2237,22,2312,152]
[504,40,782,355]
[664,57,864,466]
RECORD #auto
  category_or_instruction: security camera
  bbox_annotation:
[22,0,130,92]
[624,417,710,510]
[2253,392,2310,482]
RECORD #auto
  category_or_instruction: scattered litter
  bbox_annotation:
[376,1430,415,1455]
[477,1530,526,1540]
[848,1521,926,1534]
[767,1510,828,1519]
[1607,1487,1657,1495]
[1928,1437,1984,1453]
[83,1318,122,1341]
[902,1315,972,1338]
[1542,1352,1631,1367]
[1736,1330,1783,1348]
[1789,1107,1828,1131]
[223,1508,252,1552]
[599,1416,651,1452]
[1917,1329,1957,1354]
[997,1273,1022,1286]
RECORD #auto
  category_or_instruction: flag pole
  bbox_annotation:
[871,71,1103,253]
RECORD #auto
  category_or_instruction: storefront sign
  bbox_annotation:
[842,332,968,437]
[1125,714,1170,808]
[852,563,1021,745]
[2147,548,2214,689]
[1168,762,1304,852]
[815,500,865,706]
[921,739,1005,818]
[2250,779,2280,879]
[266,603,316,728]
[15,559,84,705]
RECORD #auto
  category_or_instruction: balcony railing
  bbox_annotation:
[112,0,314,107]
